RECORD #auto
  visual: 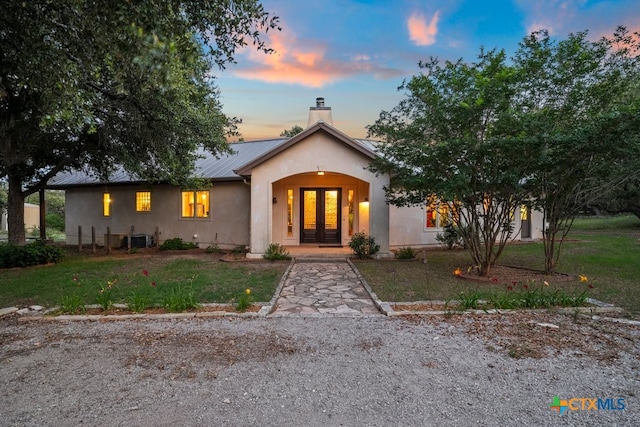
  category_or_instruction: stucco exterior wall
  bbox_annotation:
[64,182,250,249]
[246,132,390,256]
[389,204,544,248]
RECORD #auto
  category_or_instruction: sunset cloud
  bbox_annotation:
[232,25,403,88]
[516,0,584,35]
[407,11,440,46]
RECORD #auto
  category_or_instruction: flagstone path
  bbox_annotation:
[269,260,382,317]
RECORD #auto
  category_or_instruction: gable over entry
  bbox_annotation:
[234,101,390,258]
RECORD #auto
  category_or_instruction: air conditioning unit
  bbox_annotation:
[123,234,153,248]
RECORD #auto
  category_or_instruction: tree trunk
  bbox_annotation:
[7,174,26,245]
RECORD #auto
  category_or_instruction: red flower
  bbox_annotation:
[523,284,529,290]
[151,281,157,287]
[507,286,513,291]
[142,269,149,277]
[511,281,517,286]
[491,277,498,283]
[588,284,594,289]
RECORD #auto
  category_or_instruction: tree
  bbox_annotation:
[513,28,640,273]
[280,125,304,138]
[1,0,279,244]
[368,49,533,276]
[370,27,640,276]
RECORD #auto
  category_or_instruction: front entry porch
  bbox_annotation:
[271,172,370,248]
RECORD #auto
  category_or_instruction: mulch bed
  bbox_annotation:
[455,264,575,284]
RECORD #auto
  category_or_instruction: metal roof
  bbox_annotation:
[47,133,381,188]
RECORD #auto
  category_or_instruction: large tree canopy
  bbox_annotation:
[512,28,640,273]
[368,49,533,276]
[1,0,279,244]
[368,27,640,276]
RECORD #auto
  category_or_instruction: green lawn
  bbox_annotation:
[355,215,640,316]
[1,215,639,316]
[0,250,288,310]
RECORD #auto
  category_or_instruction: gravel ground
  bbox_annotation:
[0,313,638,426]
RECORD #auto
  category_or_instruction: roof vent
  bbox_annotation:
[316,97,325,107]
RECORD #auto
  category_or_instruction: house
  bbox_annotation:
[47,98,543,256]
[1,203,40,233]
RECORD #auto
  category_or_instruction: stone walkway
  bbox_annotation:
[269,260,382,317]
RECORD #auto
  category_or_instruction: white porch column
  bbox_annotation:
[247,179,271,258]
[370,181,390,257]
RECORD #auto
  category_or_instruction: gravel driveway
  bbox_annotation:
[1,313,638,426]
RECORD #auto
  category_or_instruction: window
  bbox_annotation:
[287,189,294,236]
[103,193,111,217]
[181,190,209,218]
[348,189,354,236]
[136,191,151,212]
[426,200,451,228]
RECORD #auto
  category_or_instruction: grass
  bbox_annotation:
[1,215,639,316]
[355,215,640,316]
[0,250,288,310]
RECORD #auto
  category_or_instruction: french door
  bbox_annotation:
[300,188,341,244]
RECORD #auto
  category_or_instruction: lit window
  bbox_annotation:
[287,189,294,236]
[103,193,111,217]
[136,191,151,212]
[181,190,210,218]
[426,199,451,228]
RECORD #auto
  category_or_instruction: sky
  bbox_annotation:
[214,0,640,141]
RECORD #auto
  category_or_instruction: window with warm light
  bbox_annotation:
[103,193,111,217]
[181,190,210,218]
[348,190,354,236]
[426,199,451,228]
[136,191,151,212]
[287,189,294,236]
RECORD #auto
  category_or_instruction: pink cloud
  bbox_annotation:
[407,11,440,46]
[233,25,402,88]
[516,0,585,35]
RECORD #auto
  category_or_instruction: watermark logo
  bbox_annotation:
[550,395,625,414]
[550,396,569,414]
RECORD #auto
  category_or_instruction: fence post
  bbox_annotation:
[78,225,82,252]
[106,226,112,254]
[91,226,96,254]
[155,226,160,248]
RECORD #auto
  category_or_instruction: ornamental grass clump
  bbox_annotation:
[95,280,116,310]
[235,288,252,312]
[263,243,291,261]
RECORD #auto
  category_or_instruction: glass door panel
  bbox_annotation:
[300,188,341,244]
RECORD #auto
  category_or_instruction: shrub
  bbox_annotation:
[46,213,65,232]
[159,237,197,251]
[396,247,417,260]
[0,242,65,268]
[435,225,464,250]
[263,243,291,260]
[349,232,380,259]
